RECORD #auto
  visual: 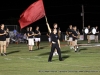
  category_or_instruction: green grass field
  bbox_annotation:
[0,41,100,75]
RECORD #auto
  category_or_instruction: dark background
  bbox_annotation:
[0,0,100,33]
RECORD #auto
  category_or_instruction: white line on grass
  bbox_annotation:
[4,58,11,60]
[18,57,45,62]
[17,56,91,68]
[18,57,24,59]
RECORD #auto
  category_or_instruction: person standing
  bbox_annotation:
[27,27,34,51]
[34,26,41,49]
[87,25,91,43]
[46,22,62,62]
[52,23,61,56]
[6,28,10,47]
[67,25,74,49]
[0,24,7,56]
[76,29,80,39]
[72,26,79,52]
[95,26,99,43]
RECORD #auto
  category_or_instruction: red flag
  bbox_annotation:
[19,0,45,29]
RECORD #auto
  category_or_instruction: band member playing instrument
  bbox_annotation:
[46,22,62,62]
[67,25,74,49]
[6,28,10,47]
[95,26,99,43]
[72,26,79,52]
[0,24,7,56]
[87,25,91,43]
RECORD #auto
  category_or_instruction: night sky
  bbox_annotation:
[0,0,100,32]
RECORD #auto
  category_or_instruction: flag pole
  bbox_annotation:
[44,15,48,23]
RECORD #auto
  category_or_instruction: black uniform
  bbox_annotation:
[95,28,99,36]
[48,32,62,62]
[72,30,78,41]
[28,31,33,38]
[67,28,73,37]
[52,28,60,39]
[0,29,6,41]
[6,32,10,38]
[34,30,41,38]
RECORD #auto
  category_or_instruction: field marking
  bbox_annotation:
[3,57,94,68]
[28,58,45,62]
[18,57,24,59]
[4,58,11,60]
[17,56,45,62]
[34,56,42,58]
[65,43,100,47]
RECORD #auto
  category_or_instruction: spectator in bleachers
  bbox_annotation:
[13,28,17,37]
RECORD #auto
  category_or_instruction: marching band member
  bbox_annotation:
[66,31,69,45]
[27,27,34,51]
[67,25,74,49]
[76,29,80,39]
[72,26,79,52]
[34,26,41,49]
[6,28,10,47]
[95,26,99,43]
[0,24,7,56]
[87,25,91,43]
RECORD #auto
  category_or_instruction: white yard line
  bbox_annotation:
[4,58,11,60]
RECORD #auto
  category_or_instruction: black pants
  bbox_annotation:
[48,43,62,61]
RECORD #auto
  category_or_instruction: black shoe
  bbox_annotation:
[48,60,52,62]
[1,53,3,56]
[29,50,32,51]
[75,50,77,52]
[60,59,63,61]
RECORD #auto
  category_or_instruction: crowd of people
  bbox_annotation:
[0,23,99,62]
[83,25,99,43]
